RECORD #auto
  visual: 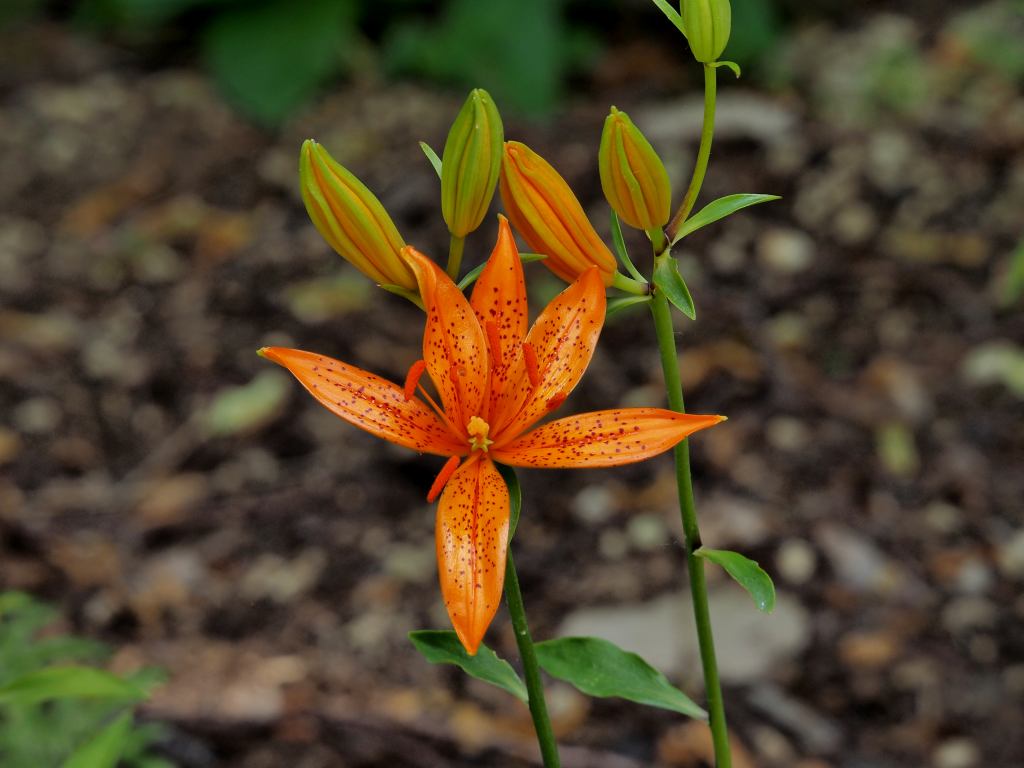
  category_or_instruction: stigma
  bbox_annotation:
[466,415,494,452]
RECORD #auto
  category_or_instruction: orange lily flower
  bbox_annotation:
[260,217,724,654]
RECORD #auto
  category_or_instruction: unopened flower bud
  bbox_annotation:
[442,89,503,238]
[299,139,416,290]
[500,141,618,285]
[682,0,731,63]
[599,107,671,231]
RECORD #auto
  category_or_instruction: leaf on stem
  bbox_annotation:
[650,0,687,37]
[419,141,443,180]
[495,462,522,541]
[535,636,707,719]
[610,211,647,283]
[408,630,528,702]
[695,548,776,613]
[652,256,696,320]
[606,295,653,320]
[672,193,780,244]
[712,60,742,78]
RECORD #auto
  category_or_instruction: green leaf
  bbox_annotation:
[653,256,696,320]
[419,141,443,180]
[610,211,646,283]
[650,0,687,37]
[606,295,652,320]
[695,548,776,613]
[409,631,527,702]
[673,194,780,243]
[62,712,133,768]
[713,60,742,78]
[535,637,707,719]
[494,463,522,541]
[457,252,546,291]
[204,370,290,436]
[203,0,353,126]
[674,193,781,242]
[0,666,144,705]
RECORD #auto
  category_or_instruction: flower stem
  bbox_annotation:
[447,234,466,280]
[649,274,731,767]
[666,63,717,243]
[504,550,560,767]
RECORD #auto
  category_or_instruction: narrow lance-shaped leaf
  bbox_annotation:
[62,712,134,768]
[0,666,145,705]
[653,256,696,320]
[606,295,652,320]
[535,636,707,719]
[695,548,776,613]
[611,211,647,283]
[650,0,687,36]
[419,141,443,180]
[672,193,780,244]
[495,462,522,541]
[409,631,528,702]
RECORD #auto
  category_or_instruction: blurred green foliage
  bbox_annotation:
[0,592,170,768]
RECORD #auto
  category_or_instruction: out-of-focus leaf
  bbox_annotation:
[386,0,570,116]
[205,370,290,436]
[62,712,133,768]
[695,548,776,612]
[284,274,371,323]
[723,0,783,67]
[0,667,144,705]
[203,0,353,126]
[962,340,1024,399]
[409,631,527,701]
[875,422,919,477]
[535,636,706,718]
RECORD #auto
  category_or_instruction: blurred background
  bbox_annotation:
[1,0,1022,766]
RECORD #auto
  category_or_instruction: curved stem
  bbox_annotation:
[666,64,718,243]
[505,550,560,767]
[446,234,466,280]
[649,268,731,768]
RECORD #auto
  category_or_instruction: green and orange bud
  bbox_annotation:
[299,139,416,291]
[682,0,731,63]
[441,89,504,238]
[500,141,618,286]
[599,106,672,233]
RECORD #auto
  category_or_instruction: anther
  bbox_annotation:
[485,320,503,368]
[403,359,427,401]
[427,456,461,502]
[522,342,540,387]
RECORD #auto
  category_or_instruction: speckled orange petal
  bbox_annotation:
[493,409,724,468]
[436,454,509,655]
[470,216,528,406]
[491,267,606,441]
[404,247,489,439]
[260,347,465,457]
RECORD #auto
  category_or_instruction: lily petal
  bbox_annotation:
[436,454,509,655]
[404,247,489,438]
[260,347,465,456]
[493,409,725,468]
[491,267,606,440]
[470,216,528,403]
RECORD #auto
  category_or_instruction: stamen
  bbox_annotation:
[522,342,540,387]
[427,456,461,502]
[403,359,427,401]
[485,320,503,368]
[546,391,567,411]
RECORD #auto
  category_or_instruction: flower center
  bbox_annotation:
[466,415,494,452]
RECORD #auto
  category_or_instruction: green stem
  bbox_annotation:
[666,64,717,243]
[649,267,731,768]
[446,234,466,280]
[504,550,560,767]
